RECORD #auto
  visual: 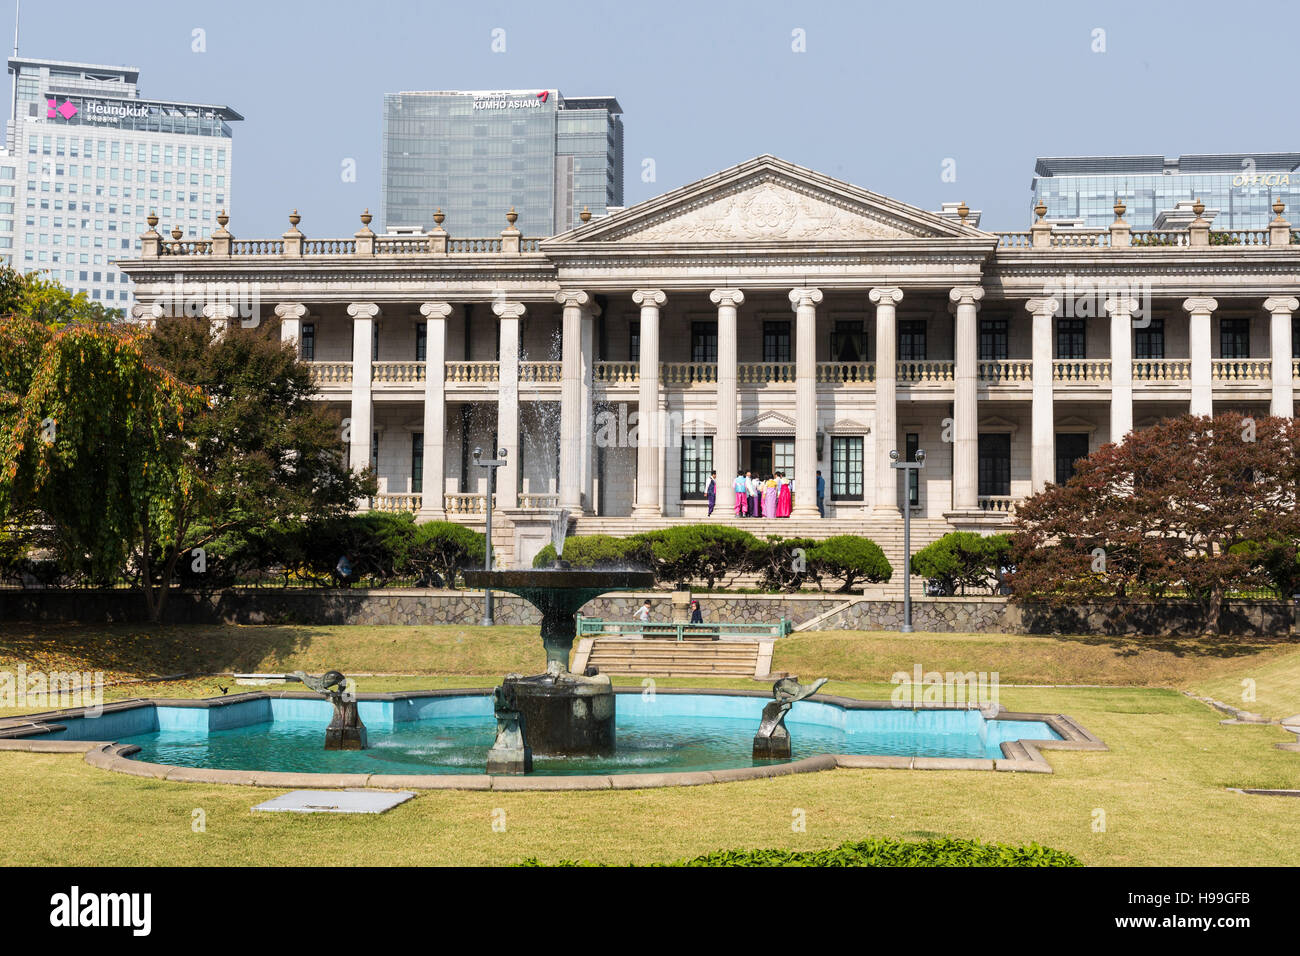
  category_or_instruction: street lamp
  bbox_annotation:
[890,447,926,633]
[473,445,508,626]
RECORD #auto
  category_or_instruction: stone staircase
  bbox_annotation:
[568,515,957,597]
[575,636,771,678]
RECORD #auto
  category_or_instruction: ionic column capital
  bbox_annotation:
[203,302,238,321]
[868,286,903,306]
[274,302,309,321]
[347,302,381,321]
[709,288,745,308]
[1263,296,1299,315]
[420,301,455,320]
[632,289,667,309]
[788,287,823,310]
[491,300,527,320]
[1024,296,1061,316]
[948,286,984,312]
[1182,296,1218,315]
[555,289,599,315]
[1103,296,1141,316]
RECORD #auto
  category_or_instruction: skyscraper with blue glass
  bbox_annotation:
[381,89,623,238]
[1031,153,1300,230]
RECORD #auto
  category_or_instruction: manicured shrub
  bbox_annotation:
[638,525,761,589]
[912,532,1010,595]
[532,533,649,570]
[264,512,418,586]
[809,535,892,592]
[518,837,1082,867]
[754,536,820,592]
[401,521,485,588]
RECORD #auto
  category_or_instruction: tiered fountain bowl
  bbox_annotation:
[462,566,654,758]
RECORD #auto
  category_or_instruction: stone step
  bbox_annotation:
[585,637,762,677]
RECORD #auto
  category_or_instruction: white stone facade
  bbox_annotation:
[120,156,1300,562]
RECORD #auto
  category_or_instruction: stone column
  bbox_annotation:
[275,302,308,354]
[419,302,453,518]
[346,302,379,474]
[492,300,525,506]
[631,290,666,517]
[710,289,744,503]
[1026,296,1060,492]
[1264,297,1297,418]
[1184,297,1218,416]
[949,286,984,511]
[1105,295,1140,442]
[869,287,903,515]
[579,303,597,509]
[557,290,596,513]
[789,287,823,517]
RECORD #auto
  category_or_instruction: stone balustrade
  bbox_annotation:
[445,493,495,515]
[816,362,875,384]
[978,360,1033,384]
[371,361,425,383]
[898,360,954,383]
[738,362,796,384]
[371,493,421,513]
[517,493,560,510]
[1212,358,1271,381]
[307,362,354,385]
[1133,358,1192,382]
[519,361,562,383]
[445,361,500,383]
[594,361,639,384]
[1053,359,1111,382]
[660,362,718,385]
[977,495,1020,514]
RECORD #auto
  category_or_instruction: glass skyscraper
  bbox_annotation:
[2,55,241,313]
[381,89,623,237]
[1031,153,1300,230]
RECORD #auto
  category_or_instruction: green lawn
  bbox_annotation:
[0,622,1297,866]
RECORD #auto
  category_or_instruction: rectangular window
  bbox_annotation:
[411,433,424,494]
[416,324,427,362]
[978,433,1011,498]
[978,319,1008,361]
[372,324,379,361]
[830,320,865,362]
[1219,318,1249,359]
[691,322,717,363]
[762,321,791,362]
[679,435,713,499]
[831,436,864,500]
[905,432,920,507]
[1134,318,1164,360]
[1293,316,1299,360]
[300,322,315,361]
[372,432,379,467]
[1055,433,1090,486]
[1056,319,1086,360]
[898,320,927,361]
[629,320,640,362]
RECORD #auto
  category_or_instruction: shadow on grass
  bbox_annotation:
[1039,631,1298,661]
[0,623,311,678]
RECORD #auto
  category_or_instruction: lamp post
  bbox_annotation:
[890,447,926,633]
[473,446,508,626]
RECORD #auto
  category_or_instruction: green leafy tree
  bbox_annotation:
[402,521,486,588]
[754,536,820,592]
[0,265,121,327]
[912,532,1011,595]
[809,535,892,592]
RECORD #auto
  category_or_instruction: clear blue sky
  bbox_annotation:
[11,0,1296,235]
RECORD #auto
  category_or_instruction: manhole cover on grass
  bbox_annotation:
[252,790,416,814]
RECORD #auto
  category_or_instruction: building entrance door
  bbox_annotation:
[746,438,794,477]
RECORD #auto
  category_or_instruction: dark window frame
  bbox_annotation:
[1054,433,1089,487]
[412,432,424,494]
[300,322,315,362]
[1056,319,1086,360]
[763,321,792,363]
[1219,318,1250,359]
[978,318,1008,361]
[831,436,864,500]
[1134,318,1164,360]
[691,322,718,363]
[679,435,713,500]
[830,320,866,363]
[978,433,1012,498]
[898,319,927,362]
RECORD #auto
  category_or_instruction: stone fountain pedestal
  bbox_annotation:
[324,696,367,751]
[503,666,615,758]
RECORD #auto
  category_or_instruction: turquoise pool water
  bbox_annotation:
[48,694,1060,775]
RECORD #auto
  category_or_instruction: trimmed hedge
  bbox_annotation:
[810,535,892,591]
[912,532,1012,595]
[519,837,1082,867]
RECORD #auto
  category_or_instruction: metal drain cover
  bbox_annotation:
[252,790,416,814]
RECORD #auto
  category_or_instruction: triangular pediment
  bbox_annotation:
[738,410,797,433]
[828,418,872,434]
[548,155,990,245]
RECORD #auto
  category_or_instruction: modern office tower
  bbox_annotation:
[4,55,241,311]
[381,89,623,237]
[1031,153,1300,230]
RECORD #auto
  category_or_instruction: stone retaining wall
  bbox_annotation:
[2,587,1296,636]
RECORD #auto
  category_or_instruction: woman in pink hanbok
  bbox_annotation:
[776,473,792,517]
[762,477,778,520]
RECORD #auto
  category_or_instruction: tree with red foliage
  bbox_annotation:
[1010,413,1300,634]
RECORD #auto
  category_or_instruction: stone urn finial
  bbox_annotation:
[216,209,229,229]
[147,210,159,229]
[1273,198,1286,220]
[433,208,445,227]
[1113,197,1126,220]
[170,225,183,240]
[505,207,518,226]
[957,201,970,224]
[360,208,372,227]
[580,206,592,223]
[1192,198,1205,219]
[289,209,301,228]
[1033,199,1047,220]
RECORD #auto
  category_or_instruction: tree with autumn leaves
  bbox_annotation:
[1010,413,1300,634]
[0,280,371,620]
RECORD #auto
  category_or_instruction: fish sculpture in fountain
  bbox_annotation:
[287,670,367,751]
[753,675,829,759]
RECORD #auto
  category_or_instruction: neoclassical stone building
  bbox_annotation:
[120,155,1300,569]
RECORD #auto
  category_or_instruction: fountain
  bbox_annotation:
[463,554,652,767]
[286,670,367,751]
